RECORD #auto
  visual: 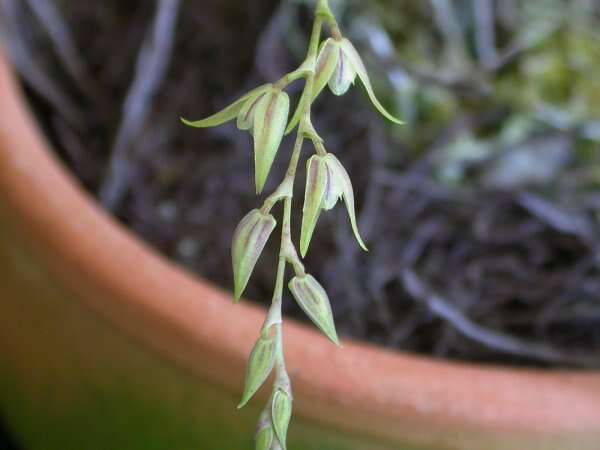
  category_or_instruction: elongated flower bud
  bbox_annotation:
[232,209,277,301]
[271,389,292,450]
[328,43,357,96]
[253,89,290,194]
[322,159,344,211]
[181,84,272,128]
[300,154,344,257]
[255,420,274,450]
[300,156,328,257]
[237,87,271,131]
[289,274,340,346]
[313,38,340,100]
[238,334,276,409]
[324,154,367,251]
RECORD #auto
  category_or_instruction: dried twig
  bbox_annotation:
[23,0,95,96]
[0,0,81,124]
[401,268,600,368]
[99,0,180,210]
[430,0,469,64]
[517,192,594,241]
[473,0,498,70]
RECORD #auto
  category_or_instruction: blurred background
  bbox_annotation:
[0,420,18,449]
[1,0,600,447]
[2,0,600,442]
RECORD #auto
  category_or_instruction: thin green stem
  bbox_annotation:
[274,64,311,90]
[314,140,327,156]
[309,18,324,59]
[250,0,352,444]
[316,0,342,40]
[264,1,326,398]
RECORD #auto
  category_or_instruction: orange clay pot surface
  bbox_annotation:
[0,49,599,450]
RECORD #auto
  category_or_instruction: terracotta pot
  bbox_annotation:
[0,49,599,450]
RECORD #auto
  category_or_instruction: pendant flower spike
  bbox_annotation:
[181,1,403,449]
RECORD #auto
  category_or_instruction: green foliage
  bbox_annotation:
[182,0,401,448]
[343,0,600,189]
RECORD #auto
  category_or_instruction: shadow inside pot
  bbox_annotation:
[0,418,21,450]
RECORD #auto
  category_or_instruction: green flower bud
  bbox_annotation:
[328,42,357,96]
[300,155,329,257]
[269,440,283,450]
[313,38,340,100]
[300,153,365,256]
[253,89,290,194]
[238,334,276,409]
[255,421,274,450]
[324,153,368,252]
[289,274,340,346]
[271,389,292,450]
[181,84,273,129]
[232,209,277,301]
[322,158,344,211]
[237,86,271,131]
[339,38,403,124]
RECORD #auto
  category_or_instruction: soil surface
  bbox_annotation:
[3,0,600,368]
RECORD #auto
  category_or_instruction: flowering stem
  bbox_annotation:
[316,0,342,40]
[261,0,329,420]
[183,0,399,444]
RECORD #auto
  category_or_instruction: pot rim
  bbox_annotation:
[1,49,599,448]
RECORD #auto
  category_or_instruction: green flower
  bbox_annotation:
[238,333,276,409]
[182,84,290,193]
[300,153,367,257]
[289,274,340,346]
[313,38,403,124]
[231,209,277,301]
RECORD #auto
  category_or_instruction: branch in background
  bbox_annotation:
[99,0,180,211]
[254,2,289,83]
[0,0,82,124]
[473,0,498,70]
[517,192,594,242]
[23,0,96,97]
[430,0,470,68]
[401,268,600,368]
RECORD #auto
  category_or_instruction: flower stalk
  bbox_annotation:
[181,0,401,447]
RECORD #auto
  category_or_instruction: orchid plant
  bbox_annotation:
[182,1,401,448]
